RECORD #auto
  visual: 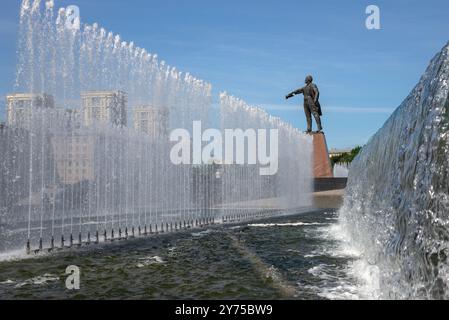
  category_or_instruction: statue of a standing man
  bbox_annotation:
[286,75,323,133]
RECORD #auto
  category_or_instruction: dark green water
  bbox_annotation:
[0,209,360,300]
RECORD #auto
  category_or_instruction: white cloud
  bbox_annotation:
[213,101,395,115]
[258,104,395,114]
[325,106,395,114]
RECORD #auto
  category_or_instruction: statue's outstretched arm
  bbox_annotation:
[286,87,304,100]
[293,87,304,95]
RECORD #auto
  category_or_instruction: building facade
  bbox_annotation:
[133,106,169,141]
[4,91,132,185]
[81,91,127,127]
[6,93,55,127]
[52,134,95,185]
[329,148,352,159]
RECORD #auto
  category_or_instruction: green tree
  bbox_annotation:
[331,146,362,165]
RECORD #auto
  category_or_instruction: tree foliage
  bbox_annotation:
[331,146,362,165]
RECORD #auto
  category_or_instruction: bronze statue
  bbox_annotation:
[286,75,323,133]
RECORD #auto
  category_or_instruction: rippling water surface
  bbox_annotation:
[0,209,375,300]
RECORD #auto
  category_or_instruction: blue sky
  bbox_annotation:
[0,0,448,149]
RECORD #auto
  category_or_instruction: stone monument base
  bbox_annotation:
[312,133,333,178]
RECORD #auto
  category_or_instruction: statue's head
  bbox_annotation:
[305,75,313,84]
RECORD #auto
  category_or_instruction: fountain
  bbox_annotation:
[339,42,449,299]
[219,93,313,215]
[333,163,349,178]
[0,0,314,255]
